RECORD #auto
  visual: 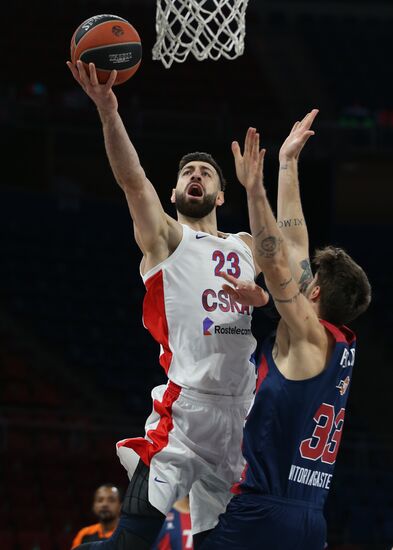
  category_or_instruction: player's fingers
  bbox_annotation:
[235,281,250,291]
[244,127,255,157]
[76,60,90,86]
[290,121,300,133]
[299,111,310,127]
[258,148,266,169]
[306,108,319,129]
[302,109,319,130]
[105,70,117,91]
[254,132,260,159]
[222,284,240,300]
[218,271,239,286]
[66,61,82,83]
[89,63,99,86]
[231,141,242,162]
[260,289,270,306]
[300,130,315,144]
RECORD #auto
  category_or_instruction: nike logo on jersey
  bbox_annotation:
[196,234,208,239]
[154,476,168,484]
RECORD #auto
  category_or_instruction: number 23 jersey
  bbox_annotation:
[142,224,257,396]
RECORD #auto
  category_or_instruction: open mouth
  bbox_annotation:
[187,183,204,198]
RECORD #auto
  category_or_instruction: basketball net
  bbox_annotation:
[152,0,249,68]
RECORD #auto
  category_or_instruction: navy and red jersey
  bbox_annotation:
[233,320,356,509]
[152,508,193,550]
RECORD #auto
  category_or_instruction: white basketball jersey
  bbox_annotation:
[142,224,257,396]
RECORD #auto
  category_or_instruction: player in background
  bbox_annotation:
[201,121,371,549]
[71,485,122,548]
[66,60,269,550]
[152,497,193,550]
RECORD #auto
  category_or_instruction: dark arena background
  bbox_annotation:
[1,1,392,549]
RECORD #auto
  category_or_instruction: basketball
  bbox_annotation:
[70,14,142,85]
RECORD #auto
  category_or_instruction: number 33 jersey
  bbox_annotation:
[142,224,257,397]
[233,320,356,508]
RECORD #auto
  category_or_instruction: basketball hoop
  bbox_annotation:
[152,0,250,68]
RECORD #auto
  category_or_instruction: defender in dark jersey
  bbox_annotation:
[201,113,371,549]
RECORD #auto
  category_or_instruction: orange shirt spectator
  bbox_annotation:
[71,484,122,549]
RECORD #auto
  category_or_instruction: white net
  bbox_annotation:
[152,0,249,68]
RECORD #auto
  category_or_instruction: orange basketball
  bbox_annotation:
[70,14,142,85]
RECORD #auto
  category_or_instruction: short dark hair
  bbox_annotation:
[178,152,227,191]
[312,246,371,326]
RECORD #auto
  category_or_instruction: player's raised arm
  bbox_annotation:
[277,109,318,293]
[232,128,324,344]
[66,60,181,259]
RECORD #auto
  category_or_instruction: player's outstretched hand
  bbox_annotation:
[279,109,319,163]
[232,127,266,192]
[66,60,118,114]
[219,272,269,307]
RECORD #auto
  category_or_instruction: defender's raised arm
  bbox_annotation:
[232,128,324,346]
[277,109,318,292]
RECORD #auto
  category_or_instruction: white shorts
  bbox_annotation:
[116,381,252,534]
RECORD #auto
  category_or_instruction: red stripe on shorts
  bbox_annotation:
[231,462,249,495]
[117,381,181,466]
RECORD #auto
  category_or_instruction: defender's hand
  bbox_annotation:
[232,127,266,192]
[279,109,319,163]
[219,272,270,307]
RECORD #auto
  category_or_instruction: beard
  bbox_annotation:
[175,190,217,219]
[97,510,116,523]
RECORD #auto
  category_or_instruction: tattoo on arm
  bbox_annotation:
[255,235,283,258]
[254,228,266,239]
[280,164,288,171]
[299,258,313,294]
[280,276,293,289]
[273,290,301,304]
[277,218,304,229]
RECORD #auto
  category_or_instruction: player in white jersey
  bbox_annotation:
[140,224,256,395]
[67,61,269,550]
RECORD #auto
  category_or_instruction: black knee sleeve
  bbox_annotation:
[122,460,164,518]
